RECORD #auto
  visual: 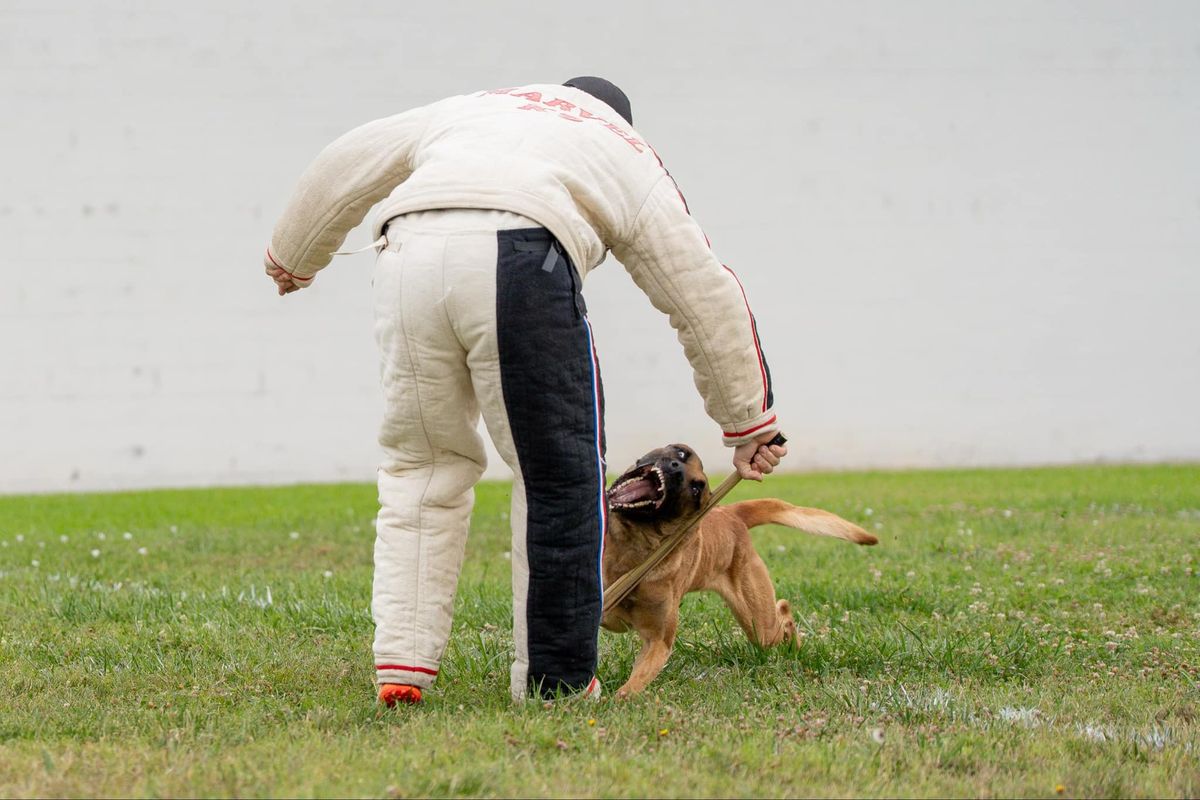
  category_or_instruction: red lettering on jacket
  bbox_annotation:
[487,87,646,151]
[602,123,645,152]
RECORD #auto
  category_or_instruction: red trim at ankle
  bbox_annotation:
[376,664,438,676]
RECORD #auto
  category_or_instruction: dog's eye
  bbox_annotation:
[677,449,688,461]
[690,481,704,497]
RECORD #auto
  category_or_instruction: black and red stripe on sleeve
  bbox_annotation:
[648,146,775,416]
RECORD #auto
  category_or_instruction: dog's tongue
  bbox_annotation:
[608,476,656,505]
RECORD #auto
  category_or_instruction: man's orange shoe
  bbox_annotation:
[378,684,423,707]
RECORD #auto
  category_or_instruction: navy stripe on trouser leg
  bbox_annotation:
[496,228,605,699]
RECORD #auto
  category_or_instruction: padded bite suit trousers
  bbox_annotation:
[371,209,606,700]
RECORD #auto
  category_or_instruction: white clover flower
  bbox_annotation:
[323,570,333,578]
[31,559,39,567]
[122,532,133,541]
[137,547,148,556]
[169,525,178,534]
[90,549,101,558]
[289,531,300,540]
[15,534,24,543]
[60,535,69,543]
[97,532,106,541]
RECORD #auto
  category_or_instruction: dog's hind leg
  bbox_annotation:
[617,601,679,697]
[714,557,798,648]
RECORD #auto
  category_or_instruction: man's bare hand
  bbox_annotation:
[264,251,312,296]
[732,431,788,481]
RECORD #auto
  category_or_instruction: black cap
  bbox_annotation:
[563,76,633,126]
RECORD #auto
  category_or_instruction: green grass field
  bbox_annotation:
[1,465,1198,798]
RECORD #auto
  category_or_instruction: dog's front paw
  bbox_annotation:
[615,683,639,700]
[777,599,800,647]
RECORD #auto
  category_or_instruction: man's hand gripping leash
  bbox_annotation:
[733,429,788,481]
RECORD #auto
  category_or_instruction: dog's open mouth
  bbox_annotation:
[607,464,666,510]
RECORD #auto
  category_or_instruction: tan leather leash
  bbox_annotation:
[602,433,787,614]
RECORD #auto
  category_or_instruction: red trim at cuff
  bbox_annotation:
[723,415,778,438]
[266,248,313,281]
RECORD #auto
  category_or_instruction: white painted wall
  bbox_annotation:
[2,0,1198,494]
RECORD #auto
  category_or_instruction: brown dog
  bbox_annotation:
[601,443,877,697]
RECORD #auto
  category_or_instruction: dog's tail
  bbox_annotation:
[725,499,878,545]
